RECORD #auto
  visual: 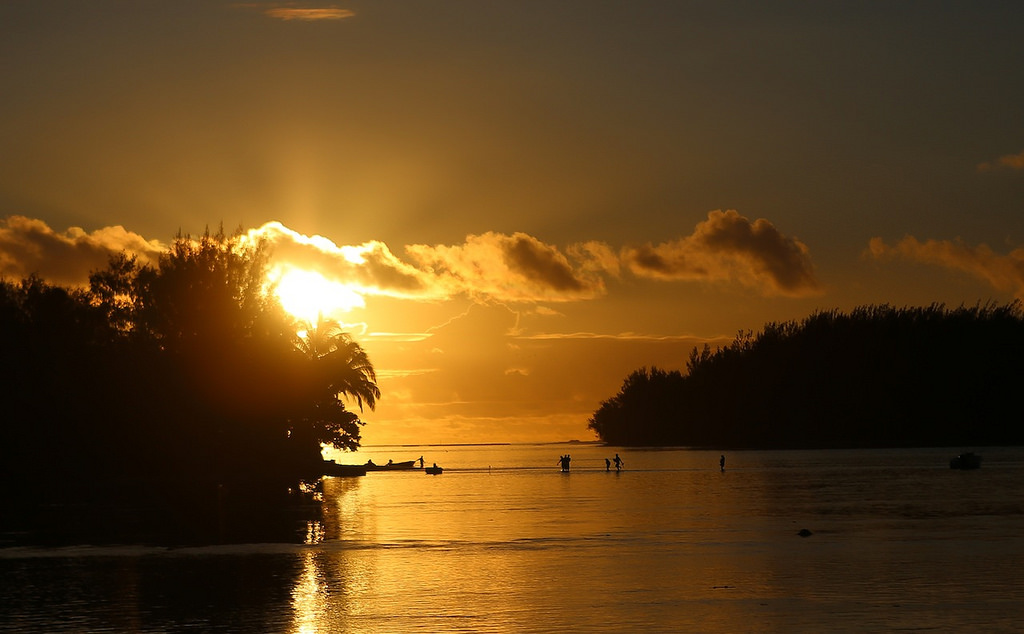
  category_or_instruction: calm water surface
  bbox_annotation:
[3,444,1023,632]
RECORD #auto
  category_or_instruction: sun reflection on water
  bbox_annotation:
[289,476,376,634]
[305,521,325,545]
[291,550,326,634]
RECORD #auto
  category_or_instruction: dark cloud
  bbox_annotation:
[405,232,607,302]
[502,234,587,293]
[977,150,1024,172]
[868,236,1024,298]
[621,210,822,297]
[0,215,164,287]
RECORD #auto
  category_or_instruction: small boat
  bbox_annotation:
[364,459,418,471]
[949,452,982,470]
[425,465,443,475]
[321,460,368,477]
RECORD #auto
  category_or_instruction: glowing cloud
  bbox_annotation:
[977,150,1024,172]
[259,5,355,21]
[567,240,622,278]
[405,232,607,302]
[621,210,822,297]
[247,222,440,299]
[517,331,721,342]
[868,236,1024,298]
[0,215,164,287]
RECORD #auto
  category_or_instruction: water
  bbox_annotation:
[3,444,1023,632]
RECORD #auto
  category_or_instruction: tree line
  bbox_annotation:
[588,302,1024,448]
[0,229,378,532]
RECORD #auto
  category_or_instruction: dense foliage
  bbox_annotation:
[0,229,378,511]
[589,303,1024,448]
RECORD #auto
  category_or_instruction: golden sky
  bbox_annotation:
[2,2,1023,444]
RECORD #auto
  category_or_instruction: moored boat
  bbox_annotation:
[321,460,368,477]
[364,459,418,471]
[425,465,443,475]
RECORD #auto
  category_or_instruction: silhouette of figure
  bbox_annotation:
[720,454,725,472]
[419,456,425,468]
[613,454,623,471]
[605,458,611,471]
[558,454,571,472]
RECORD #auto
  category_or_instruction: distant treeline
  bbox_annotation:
[0,229,377,533]
[588,303,1024,448]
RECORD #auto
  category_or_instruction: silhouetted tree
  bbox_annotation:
[588,367,685,446]
[133,227,287,348]
[589,302,1024,448]
[291,314,379,453]
[88,252,146,338]
[1,228,380,517]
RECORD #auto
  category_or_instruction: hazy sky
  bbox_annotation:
[2,2,1023,445]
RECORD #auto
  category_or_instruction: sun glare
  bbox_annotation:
[273,267,365,323]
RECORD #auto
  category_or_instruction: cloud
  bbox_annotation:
[0,215,164,287]
[517,332,729,343]
[247,221,442,299]
[621,210,822,297]
[236,4,355,21]
[525,305,564,319]
[263,220,820,305]
[405,231,607,302]
[2,214,822,305]
[265,7,354,21]
[977,150,1024,172]
[365,332,434,343]
[868,236,1024,298]
[567,240,621,278]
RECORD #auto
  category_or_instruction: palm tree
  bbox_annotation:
[296,313,379,411]
[291,313,380,456]
[294,312,340,359]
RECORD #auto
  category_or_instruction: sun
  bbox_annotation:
[272,266,365,323]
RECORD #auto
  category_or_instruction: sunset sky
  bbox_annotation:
[2,2,1023,445]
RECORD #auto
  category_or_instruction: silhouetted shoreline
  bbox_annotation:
[589,303,1024,448]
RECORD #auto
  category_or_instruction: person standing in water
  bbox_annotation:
[720,454,726,472]
[605,458,611,471]
[613,454,623,471]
